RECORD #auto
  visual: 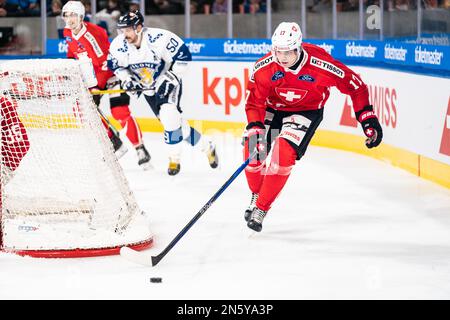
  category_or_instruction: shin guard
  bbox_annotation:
[256,138,297,211]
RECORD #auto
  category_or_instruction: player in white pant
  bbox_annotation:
[107,10,219,175]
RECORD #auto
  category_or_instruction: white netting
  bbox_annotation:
[0,59,152,255]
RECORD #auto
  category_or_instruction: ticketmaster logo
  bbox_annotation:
[58,40,68,53]
[414,46,444,65]
[185,41,205,54]
[346,42,377,58]
[223,40,271,55]
[384,44,407,61]
[316,43,334,55]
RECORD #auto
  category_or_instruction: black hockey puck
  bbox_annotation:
[150,277,162,283]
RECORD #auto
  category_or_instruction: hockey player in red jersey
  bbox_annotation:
[0,96,30,202]
[62,1,152,169]
[243,22,383,232]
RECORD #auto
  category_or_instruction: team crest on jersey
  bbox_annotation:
[275,88,308,105]
[298,74,315,82]
[271,71,285,81]
[129,62,158,70]
[310,56,345,78]
[65,36,72,43]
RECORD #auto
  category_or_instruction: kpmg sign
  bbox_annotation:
[46,38,449,74]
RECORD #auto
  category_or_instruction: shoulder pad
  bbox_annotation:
[252,54,274,74]
[110,35,129,53]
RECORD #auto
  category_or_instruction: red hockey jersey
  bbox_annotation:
[1,97,30,171]
[64,22,113,89]
[245,43,370,123]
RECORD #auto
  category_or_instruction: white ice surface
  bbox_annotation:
[1,132,450,299]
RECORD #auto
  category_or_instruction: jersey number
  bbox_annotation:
[166,38,179,53]
[349,74,363,89]
[101,61,108,71]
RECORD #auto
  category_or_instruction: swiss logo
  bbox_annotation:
[275,88,307,105]
[439,97,450,156]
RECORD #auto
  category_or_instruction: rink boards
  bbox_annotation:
[99,62,450,188]
[0,58,447,188]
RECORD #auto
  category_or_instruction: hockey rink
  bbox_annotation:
[1,132,450,300]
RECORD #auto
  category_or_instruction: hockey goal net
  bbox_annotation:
[0,59,153,258]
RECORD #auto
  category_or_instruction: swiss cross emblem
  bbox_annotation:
[275,88,307,105]
[365,128,374,137]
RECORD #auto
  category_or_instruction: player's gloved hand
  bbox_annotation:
[122,75,143,96]
[155,71,179,100]
[243,121,267,161]
[356,105,383,149]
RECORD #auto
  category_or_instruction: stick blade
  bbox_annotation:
[120,246,154,267]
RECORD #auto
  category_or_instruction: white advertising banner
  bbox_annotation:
[122,62,449,165]
[321,67,450,165]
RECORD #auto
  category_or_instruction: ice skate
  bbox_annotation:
[168,157,181,176]
[247,207,267,232]
[110,133,128,159]
[244,193,259,222]
[204,141,219,169]
[136,145,152,170]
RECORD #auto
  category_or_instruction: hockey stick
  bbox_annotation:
[90,88,154,95]
[95,105,121,137]
[120,151,258,267]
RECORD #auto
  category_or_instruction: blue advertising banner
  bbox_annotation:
[307,39,450,73]
[47,38,69,56]
[45,38,450,75]
[184,38,272,60]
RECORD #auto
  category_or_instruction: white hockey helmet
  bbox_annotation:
[62,1,85,18]
[271,22,303,52]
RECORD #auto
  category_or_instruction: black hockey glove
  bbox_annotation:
[356,105,383,149]
[122,74,143,96]
[156,71,179,100]
[243,121,267,161]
